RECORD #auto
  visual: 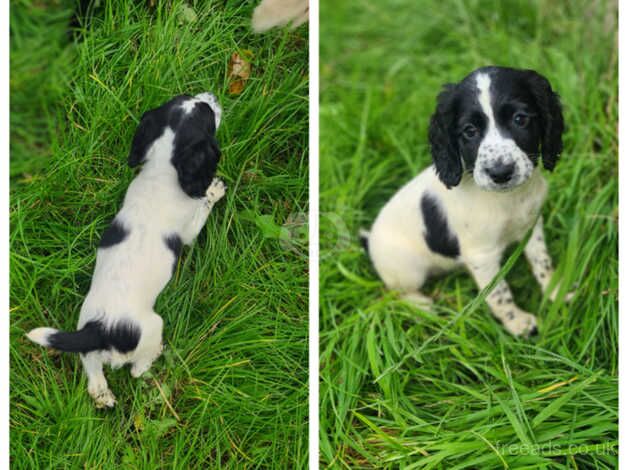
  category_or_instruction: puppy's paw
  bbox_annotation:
[402,292,434,311]
[131,362,151,378]
[206,178,226,204]
[502,310,538,338]
[548,282,576,303]
[92,388,116,409]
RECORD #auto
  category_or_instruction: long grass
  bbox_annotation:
[10,1,308,468]
[319,0,617,468]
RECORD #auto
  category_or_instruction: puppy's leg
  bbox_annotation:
[466,254,538,337]
[180,178,226,244]
[131,313,164,378]
[524,217,573,302]
[81,352,116,408]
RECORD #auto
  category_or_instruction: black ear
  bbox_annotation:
[172,136,221,198]
[524,70,564,171]
[428,84,462,188]
[128,111,163,167]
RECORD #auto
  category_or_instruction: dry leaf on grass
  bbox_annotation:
[228,51,253,95]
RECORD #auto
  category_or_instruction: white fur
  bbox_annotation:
[251,0,309,33]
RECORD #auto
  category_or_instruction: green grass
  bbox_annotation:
[319,0,617,468]
[10,1,308,468]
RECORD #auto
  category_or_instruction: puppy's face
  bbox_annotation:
[128,93,223,197]
[429,67,564,190]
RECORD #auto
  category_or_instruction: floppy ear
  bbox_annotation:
[128,111,163,167]
[428,84,462,188]
[172,136,221,198]
[524,70,564,171]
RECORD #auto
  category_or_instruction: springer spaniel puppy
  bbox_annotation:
[362,66,569,337]
[27,93,226,407]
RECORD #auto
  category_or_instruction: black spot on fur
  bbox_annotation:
[165,234,183,274]
[99,219,128,248]
[421,193,460,258]
[47,320,140,354]
[359,232,369,252]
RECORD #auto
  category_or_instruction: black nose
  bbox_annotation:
[487,162,515,184]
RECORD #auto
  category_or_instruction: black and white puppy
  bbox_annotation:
[362,66,569,337]
[27,92,225,407]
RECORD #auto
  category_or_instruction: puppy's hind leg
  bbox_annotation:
[131,313,164,378]
[81,352,116,408]
[372,248,433,309]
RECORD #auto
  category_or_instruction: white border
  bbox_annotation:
[1,0,9,467]
[308,0,319,468]
[618,1,625,467]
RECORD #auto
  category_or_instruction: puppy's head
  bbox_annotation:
[428,66,564,191]
[128,92,222,197]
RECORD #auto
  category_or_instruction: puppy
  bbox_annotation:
[27,93,226,407]
[362,66,568,337]
[251,0,309,33]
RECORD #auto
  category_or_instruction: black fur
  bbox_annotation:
[420,193,460,258]
[165,234,183,274]
[359,232,369,252]
[99,219,128,248]
[172,102,221,198]
[128,97,220,199]
[47,320,140,354]
[429,84,463,188]
[523,70,564,170]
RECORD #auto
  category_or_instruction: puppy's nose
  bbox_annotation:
[487,161,515,184]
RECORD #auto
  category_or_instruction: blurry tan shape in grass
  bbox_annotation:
[251,0,309,33]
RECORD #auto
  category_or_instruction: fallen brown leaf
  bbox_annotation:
[228,51,253,95]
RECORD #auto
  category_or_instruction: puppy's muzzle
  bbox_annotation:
[195,92,222,130]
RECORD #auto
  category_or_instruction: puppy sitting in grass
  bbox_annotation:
[27,93,225,408]
[362,66,572,337]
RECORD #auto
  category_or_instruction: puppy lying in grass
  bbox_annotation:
[27,93,225,408]
[362,66,572,337]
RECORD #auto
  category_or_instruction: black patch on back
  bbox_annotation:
[165,234,183,274]
[420,193,460,258]
[99,219,128,248]
[48,320,140,354]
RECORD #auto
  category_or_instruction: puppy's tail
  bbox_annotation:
[26,323,104,354]
[359,229,370,253]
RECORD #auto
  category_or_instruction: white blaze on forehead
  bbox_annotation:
[473,73,533,190]
[476,73,496,130]
[179,93,222,129]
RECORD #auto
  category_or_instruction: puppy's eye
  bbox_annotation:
[462,124,478,139]
[513,113,530,128]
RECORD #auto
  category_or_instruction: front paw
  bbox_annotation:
[206,178,226,203]
[502,309,538,338]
